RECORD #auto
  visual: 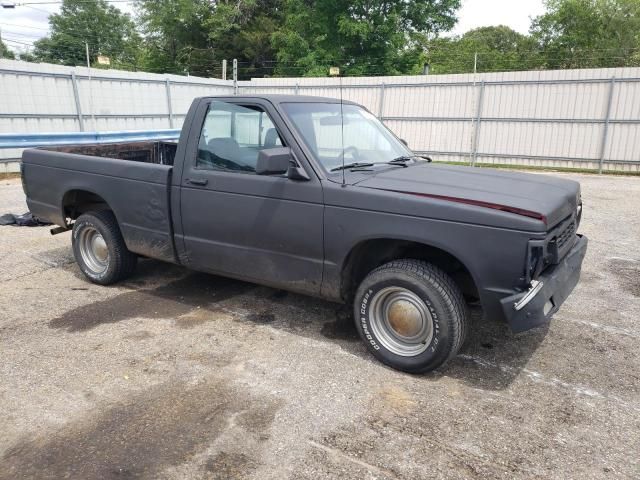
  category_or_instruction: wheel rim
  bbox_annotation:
[369,287,434,357]
[78,227,109,275]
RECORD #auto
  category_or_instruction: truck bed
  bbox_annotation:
[22,143,177,263]
[43,140,178,165]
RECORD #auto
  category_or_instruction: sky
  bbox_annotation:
[0,0,546,55]
[451,0,546,36]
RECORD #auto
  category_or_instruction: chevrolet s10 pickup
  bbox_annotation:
[21,95,587,372]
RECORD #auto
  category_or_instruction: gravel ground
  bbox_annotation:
[0,172,638,479]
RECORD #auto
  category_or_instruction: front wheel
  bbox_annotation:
[72,210,137,285]
[354,259,468,373]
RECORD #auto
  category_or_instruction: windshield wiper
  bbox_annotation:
[387,155,432,167]
[330,162,375,172]
[387,156,414,167]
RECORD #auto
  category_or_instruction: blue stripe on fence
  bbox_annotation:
[0,130,181,149]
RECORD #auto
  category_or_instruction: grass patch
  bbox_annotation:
[0,172,21,180]
[436,161,640,176]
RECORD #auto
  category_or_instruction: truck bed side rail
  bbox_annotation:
[0,129,180,149]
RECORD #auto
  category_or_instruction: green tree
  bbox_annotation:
[18,51,37,62]
[135,0,215,76]
[203,0,283,78]
[426,26,542,74]
[531,0,640,69]
[0,39,16,60]
[272,0,461,77]
[33,0,142,69]
[136,0,283,78]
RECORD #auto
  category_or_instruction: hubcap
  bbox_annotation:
[78,227,109,275]
[369,287,434,357]
[387,300,423,337]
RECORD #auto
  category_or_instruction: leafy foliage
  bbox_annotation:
[202,0,283,78]
[426,26,542,74]
[0,40,16,60]
[530,0,640,69]
[32,0,141,69]
[272,0,461,76]
[21,0,640,76]
[136,0,283,78]
[135,0,215,76]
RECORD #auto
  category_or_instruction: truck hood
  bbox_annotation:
[354,163,580,228]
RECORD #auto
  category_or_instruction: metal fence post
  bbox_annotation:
[233,59,238,95]
[378,83,386,119]
[295,82,299,95]
[165,78,174,128]
[222,59,227,81]
[70,72,85,132]
[598,76,616,174]
[471,81,485,166]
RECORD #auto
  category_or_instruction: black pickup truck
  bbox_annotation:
[21,95,587,373]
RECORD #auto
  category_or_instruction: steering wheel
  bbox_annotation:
[342,146,361,162]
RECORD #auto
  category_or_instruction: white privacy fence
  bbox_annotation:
[241,70,640,173]
[2,58,639,173]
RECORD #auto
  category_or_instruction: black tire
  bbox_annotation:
[72,210,137,285]
[354,259,468,373]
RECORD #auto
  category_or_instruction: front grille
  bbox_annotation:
[547,218,576,264]
[556,220,576,250]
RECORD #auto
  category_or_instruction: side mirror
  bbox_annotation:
[256,147,293,175]
[256,147,310,180]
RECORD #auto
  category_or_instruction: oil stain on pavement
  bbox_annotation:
[0,378,280,480]
[320,318,359,342]
[204,451,260,479]
[48,273,254,332]
[608,258,640,297]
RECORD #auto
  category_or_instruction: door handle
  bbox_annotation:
[186,178,208,186]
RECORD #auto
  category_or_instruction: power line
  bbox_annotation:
[22,4,54,14]
[1,30,45,38]
[7,0,134,4]
[0,22,49,31]
[2,37,34,46]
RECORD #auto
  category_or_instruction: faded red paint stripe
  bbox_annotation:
[376,189,547,224]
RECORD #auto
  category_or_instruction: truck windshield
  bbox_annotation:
[282,102,413,172]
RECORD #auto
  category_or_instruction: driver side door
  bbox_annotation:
[178,99,325,295]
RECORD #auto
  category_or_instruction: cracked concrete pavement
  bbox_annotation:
[0,172,638,479]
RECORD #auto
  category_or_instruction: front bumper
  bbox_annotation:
[501,234,588,333]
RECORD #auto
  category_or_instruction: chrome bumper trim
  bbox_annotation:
[514,280,544,311]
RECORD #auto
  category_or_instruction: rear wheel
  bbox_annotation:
[354,259,468,373]
[72,210,137,285]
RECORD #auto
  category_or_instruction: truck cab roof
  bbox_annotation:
[198,94,359,105]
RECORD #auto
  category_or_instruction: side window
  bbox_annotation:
[197,102,284,173]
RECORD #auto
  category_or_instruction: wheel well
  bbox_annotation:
[341,239,479,302]
[62,190,111,222]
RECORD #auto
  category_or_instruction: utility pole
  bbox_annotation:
[85,42,95,131]
[470,52,479,164]
[233,59,238,94]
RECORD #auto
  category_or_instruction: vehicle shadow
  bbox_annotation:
[442,306,550,390]
[242,280,550,391]
[57,257,547,390]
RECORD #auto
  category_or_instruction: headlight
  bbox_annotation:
[576,202,583,227]
[527,244,544,282]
